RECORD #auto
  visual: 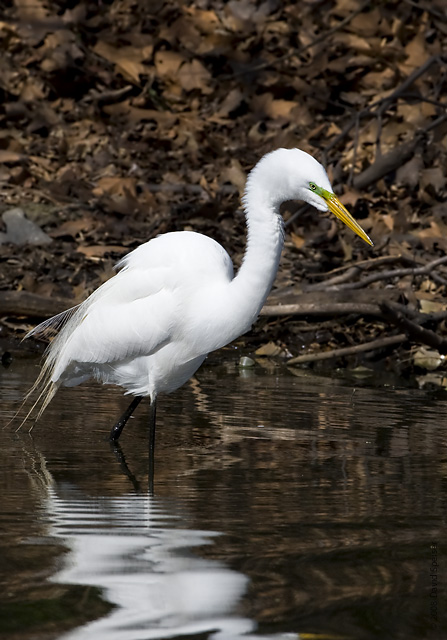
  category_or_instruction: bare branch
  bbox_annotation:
[287,334,407,365]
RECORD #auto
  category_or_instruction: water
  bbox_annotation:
[1,356,446,639]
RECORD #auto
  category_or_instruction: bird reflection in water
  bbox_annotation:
[37,450,256,640]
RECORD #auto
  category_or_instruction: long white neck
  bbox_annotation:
[230,177,285,327]
[190,148,338,353]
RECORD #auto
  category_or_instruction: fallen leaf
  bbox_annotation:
[419,299,446,314]
[255,342,283,357]
[416,372,447,389]
[413,347,444,371]
[290,231,305,249]
[92,176,138,199]
[154,50,184,78]
[77,245,126,258]
[177,59,212,94]
[50,218,96,238]
[396,155,423,188]
[0,150,25,163]
[382,214,394,232]
[221,159,246,194]
[217,88,244,117]
[420,167,445,194]
[94,41,153,84]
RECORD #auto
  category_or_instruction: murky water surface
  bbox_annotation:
[1,356,446,639]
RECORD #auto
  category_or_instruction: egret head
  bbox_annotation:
[247,148,373,246]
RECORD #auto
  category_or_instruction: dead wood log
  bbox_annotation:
[352,138,421,190]
[380,301,447,354]
[287,334,407,365]
[262,287,400,318]
[0,291,72,320]
[261,302,382,318]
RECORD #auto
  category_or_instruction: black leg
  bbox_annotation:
[148,398,156,494]
[109,395,143,442]
[110,441,142,493]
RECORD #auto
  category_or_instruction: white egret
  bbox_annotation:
[26,148,372,449]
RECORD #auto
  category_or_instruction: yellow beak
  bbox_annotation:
[323,192,373,246]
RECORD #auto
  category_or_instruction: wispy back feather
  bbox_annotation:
[17,303,88,430]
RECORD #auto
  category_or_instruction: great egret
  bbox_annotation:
[26,148,372,449]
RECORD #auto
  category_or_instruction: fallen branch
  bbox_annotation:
[353,112,447,190]
[307,266,361,289]
[380,301,447,354]
[287,334,407,365]
[310,255,447,291]
[0,291,72,320]
[91,85,135,106]
[261,302,381,317]
[312,255,416,278]
[352,137,421,190]
[324,56,445,187]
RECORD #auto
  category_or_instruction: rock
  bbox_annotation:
[238,356,255,368]
[0,208,52,246]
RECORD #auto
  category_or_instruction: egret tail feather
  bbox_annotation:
[15,380,59,433]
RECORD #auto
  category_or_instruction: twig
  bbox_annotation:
[284,204,310,228]
[313,255,416,278]
[287,334,407,365]
[306,266,361,290]
[313,255,447,291]
[313,255,416,279]
[403,0,447,20]
[322,56,443,172]
[372,55,440,114]
[90,85,134,106]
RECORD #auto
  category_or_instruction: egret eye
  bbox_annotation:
[309,182,317,191]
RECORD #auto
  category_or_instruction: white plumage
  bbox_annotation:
[26,148,372,440]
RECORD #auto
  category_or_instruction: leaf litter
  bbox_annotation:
[0,0,447,387]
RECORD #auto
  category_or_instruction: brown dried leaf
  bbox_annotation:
[92,176,137,199]
[349,8,386,37]
[154,50,184,78]
[177,59,212,94]
[50,218,96,239]
[15,0,48,20]
[255,341,283,357]
[252,93,298,120]
[400,32,427,73]
[420,168,445,194]
[290,231,305,249]
[216,88,244,117]
[419,299,446,314]
[77,245,126,258]
[396,155,423,188]
[221,159,246,194]
[94,41,153,84]
[382,214,394,232]
[0,150,25,163]
[416,221,447,251]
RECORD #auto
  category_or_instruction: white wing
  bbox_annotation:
[46,231,234,383]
